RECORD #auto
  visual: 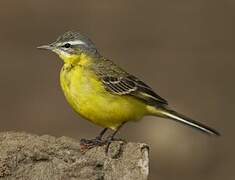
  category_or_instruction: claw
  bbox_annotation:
[80,138,106,153]
[105,137,126,154]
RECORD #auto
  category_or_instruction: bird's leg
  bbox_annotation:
[95,128,108,140]
[80,128,108,150]
[105,122,126,153]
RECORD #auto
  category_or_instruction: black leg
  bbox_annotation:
[80,128,108,150]
[105,122,126,153]
[96,128,108,140]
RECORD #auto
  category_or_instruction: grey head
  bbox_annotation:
[38,31,100,57]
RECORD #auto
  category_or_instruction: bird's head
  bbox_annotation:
[38,31,100,64]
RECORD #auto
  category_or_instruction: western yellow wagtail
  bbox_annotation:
[38,31,220,151]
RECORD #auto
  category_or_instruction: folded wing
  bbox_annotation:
[101,75,168,106]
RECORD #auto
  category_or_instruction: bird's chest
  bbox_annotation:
[60,64,104,112]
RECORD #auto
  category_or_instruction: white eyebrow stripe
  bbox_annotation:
[66,40,86,45]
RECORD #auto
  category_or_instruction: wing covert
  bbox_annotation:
[101,75,168,105]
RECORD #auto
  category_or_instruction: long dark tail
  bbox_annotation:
[158,107,220,136]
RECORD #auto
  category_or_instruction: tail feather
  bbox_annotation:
[159,108,220,136]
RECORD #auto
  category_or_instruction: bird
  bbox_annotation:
[38,31,220,151]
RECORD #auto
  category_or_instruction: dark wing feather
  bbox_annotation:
[101,75,168,105]
[102,76,137,95]
[93,59,168,106]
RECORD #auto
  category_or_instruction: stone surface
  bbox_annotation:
[0,132,149,180]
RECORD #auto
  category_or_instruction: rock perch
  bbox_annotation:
[0,132,149,180]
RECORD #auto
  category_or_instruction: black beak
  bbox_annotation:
[37,44,53,50]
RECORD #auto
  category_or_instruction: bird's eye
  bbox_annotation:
[63,43,71,48]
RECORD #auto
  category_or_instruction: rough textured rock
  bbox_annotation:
[0,132,149,180]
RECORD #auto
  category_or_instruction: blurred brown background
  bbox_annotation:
[0,0,233,179]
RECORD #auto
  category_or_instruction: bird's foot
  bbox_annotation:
[105,137,126,154]
[80,136,126,154]
[80,137,106,153]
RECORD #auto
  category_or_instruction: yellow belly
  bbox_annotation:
[60,64,148,130]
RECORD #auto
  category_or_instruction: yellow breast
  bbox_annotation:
[60,63,147,130]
